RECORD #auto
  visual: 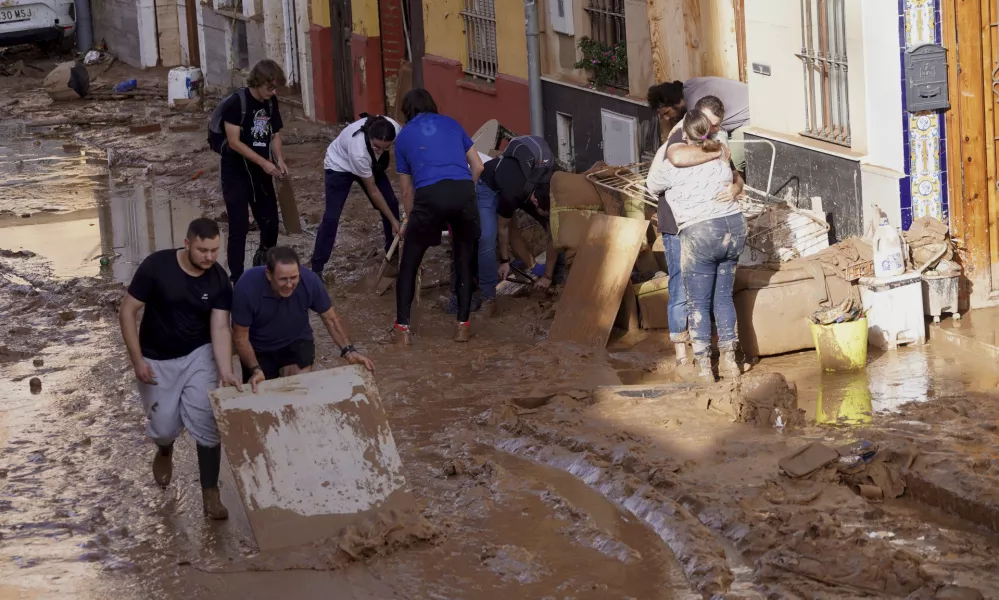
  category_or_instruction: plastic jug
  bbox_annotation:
[873,218,905,277]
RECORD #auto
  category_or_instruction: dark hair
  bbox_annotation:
[647,81,684,111]
[401,88,439,122]
[682,110,723,153]
[247,59,287,89]
[265,246,300,271]
[186,217,220,241]
[365,116,397,142]
[693,95,725,121]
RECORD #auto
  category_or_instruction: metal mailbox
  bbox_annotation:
[904,43,949,112]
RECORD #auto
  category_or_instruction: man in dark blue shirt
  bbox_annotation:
[231,246,374,391]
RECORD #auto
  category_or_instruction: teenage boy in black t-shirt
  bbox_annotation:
[221,59,288,284]
[118,218,242,520]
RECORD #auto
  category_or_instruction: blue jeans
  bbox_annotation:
[662,233,688,343]
[310,169,400,273]
[475,181,500,299]
[679,213,747,357]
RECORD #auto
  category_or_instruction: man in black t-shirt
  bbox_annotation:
[118,218,242,520]
[221,59,288,284]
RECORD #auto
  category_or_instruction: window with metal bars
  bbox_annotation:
[796,0,851,147]
[460,0,498,81]
[584,0,627,89]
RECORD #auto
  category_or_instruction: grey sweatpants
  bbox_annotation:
[137,343,220,448]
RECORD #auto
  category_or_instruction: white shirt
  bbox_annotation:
[323,117,402,178]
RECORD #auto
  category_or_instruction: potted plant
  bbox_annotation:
[574,37,628,92]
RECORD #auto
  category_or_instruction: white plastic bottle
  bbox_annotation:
[873,218,905,278]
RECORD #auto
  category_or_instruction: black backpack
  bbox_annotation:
[497,135,555,198]
[207,88,275,154]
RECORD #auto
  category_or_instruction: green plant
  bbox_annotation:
[574,36,628,90]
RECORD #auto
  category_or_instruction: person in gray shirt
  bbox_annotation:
[648,77,750,174]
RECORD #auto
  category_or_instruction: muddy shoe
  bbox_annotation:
[152,451,172,488]
[718,351,742,379]
[674,357,695,380]
[695,355,715,383]
[454,321,471,343]
[202,488,229,520]
[391,324,413,346]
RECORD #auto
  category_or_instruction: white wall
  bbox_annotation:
[745,0,905,232]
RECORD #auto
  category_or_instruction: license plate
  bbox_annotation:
[0,8,32,22]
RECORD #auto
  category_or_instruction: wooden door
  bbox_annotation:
[942,0,994,302]
[185,0,200,67]
[330,0,354,122]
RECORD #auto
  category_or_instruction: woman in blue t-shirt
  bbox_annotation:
[392,89,484,344]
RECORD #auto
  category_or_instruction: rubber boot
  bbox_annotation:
[391,323,412,346]
[202,488,229,520]
[152,448,172,488]
[718,351,742,379]
[454,321,471,343]
[695,354,715,383]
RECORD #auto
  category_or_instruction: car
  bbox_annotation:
[0,0,75,53]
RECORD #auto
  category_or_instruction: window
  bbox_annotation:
[796,0,851,147]
[231,19,249,70]
[461,0,497,80]
[584,0,627,88]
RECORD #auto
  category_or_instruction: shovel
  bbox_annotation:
[370,235,401,294]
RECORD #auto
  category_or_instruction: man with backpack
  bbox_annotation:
[471,136,558,313]
[208,59,288,284]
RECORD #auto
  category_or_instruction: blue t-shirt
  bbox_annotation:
[231,266,333,352]
[394,113,475,190]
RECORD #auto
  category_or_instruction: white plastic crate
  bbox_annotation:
[859,273,926,350]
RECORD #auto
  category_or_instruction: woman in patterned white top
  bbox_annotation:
[661,110,746,382]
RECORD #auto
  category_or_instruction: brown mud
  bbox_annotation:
[2,54,999,599]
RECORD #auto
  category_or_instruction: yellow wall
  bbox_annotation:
[312,0,330,28]
[352,0,380,37]
[495,0,526,80]
[423,0,465,64]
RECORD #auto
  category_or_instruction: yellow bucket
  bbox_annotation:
[809,318,868,372]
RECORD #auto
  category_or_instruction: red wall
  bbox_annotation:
[310,24,337,123]
[351,33,386,118]
[421,54,530,136]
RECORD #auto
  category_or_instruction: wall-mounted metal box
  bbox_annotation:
[904,43,949,112]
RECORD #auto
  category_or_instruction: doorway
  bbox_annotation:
[329,0,354,122]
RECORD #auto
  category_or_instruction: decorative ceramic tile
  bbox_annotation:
[900,0,946,227]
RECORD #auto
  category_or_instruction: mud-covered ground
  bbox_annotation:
[2,50,999,599]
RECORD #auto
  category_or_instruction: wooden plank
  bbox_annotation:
[210,365,413,551]
[733,0,748,83]
[277,177,303,234]
[549,214,649,347]
[984,0,999,285]
[952,0,992,300]
[645,0,669,83]
[943,0,964,241]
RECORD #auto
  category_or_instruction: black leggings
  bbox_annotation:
[397,236,475,324]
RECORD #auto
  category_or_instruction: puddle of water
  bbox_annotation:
[1,134,209,283]
[0,187,208,283]
[762,343,999,425]
[0,136,107,215]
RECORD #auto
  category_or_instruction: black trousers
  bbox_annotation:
[221,157,279,282]
[396,179,480,325]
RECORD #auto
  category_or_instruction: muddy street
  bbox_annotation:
[3,60,999,600]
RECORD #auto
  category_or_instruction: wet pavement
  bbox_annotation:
[3,79,999,598]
